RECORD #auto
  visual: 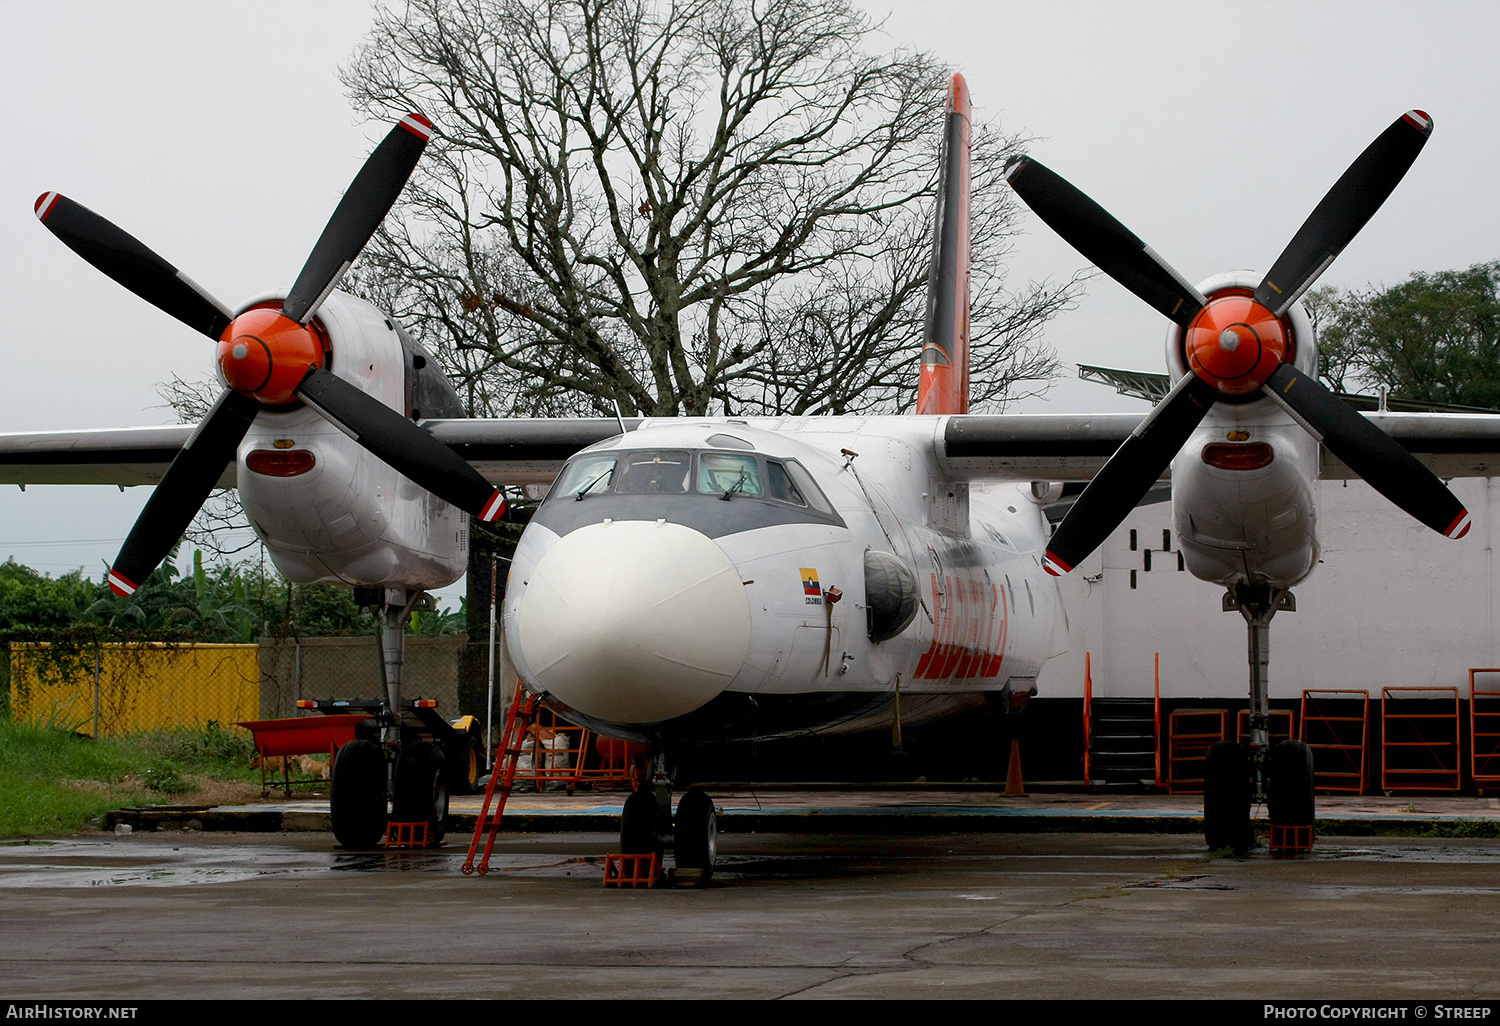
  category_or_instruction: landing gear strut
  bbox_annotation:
[1206,583,1316,853]
[327,587,454,848]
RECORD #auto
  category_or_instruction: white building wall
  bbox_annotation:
[1037,476,1500,703]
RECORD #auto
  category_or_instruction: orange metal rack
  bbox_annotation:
[1299,690,1369,794]
[1470,669,1500,790]
[1381,687,1461,793]
[1167,709,1227,794]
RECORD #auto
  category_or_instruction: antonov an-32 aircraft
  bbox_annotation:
[5,75,1499,866]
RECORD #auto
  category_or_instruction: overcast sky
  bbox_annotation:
[2,0,1497,588]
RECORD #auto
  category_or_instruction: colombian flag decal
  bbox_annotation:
[801,568,821,596]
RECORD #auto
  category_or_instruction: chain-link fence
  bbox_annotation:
[8,640,261,737]
[258,634,472,718]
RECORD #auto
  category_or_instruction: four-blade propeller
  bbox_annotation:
[1005,110,1469,577]
[36,112,506,596]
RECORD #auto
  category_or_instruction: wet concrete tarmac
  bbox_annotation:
[4,823,1500,1000]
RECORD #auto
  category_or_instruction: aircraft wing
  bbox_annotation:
[0,426,207,487]
[1321,412,1500,480]
[4,412,1497,490]
[936,411,1500,482]
[0,418,628,489]
[425,418,630,485]
[938,414,1142,481]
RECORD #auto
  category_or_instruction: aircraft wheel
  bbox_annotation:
[620,788,659,854]
[1203,740,1253,854]
[674,788,717,871]
[393,741,449,843]
[331,739,387,849]
[1268,739,1316,827]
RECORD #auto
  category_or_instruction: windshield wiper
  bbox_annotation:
[575,468,613,500]
[721,473,749,501]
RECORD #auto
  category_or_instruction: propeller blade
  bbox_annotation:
[1261,364,1469,538]
[295,368,506,522]
[1005,156,1207,327]
[108,390,260,596]
[1044,373,1220,575]
[1255,111,1433,316]
[281,113,433,325]
[33,192,233,340]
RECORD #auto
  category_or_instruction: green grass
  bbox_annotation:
[0,719,259,838]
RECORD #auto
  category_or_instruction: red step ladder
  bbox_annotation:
[463,681,538,876]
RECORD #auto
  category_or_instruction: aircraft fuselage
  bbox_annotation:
[504,418,1061,742]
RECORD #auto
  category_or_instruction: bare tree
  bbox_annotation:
[344,0,1081,417]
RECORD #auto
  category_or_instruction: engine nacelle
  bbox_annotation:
[1166,271,1322,587]
[233,291,469,588]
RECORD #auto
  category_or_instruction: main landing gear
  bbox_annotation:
[618,750,718,880]
[328,587,457,849]
[1203,583,1316,854]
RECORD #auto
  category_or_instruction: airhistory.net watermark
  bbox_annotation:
[5,1007,137,1020]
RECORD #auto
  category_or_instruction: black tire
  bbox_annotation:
[674,788,717,871]
[393,741,449,843]
[449,732,484,795]
[1268,739,1316,827]
[331,739,386,849]
[620,788,659,854]
[1203,740,1253,853]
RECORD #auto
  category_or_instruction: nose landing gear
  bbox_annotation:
[617,751,719,882]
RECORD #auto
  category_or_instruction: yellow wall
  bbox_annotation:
[9,643,261,737]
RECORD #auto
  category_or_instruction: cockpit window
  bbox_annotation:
[697,453,762,497]
[618,450,691,494]
[554,453,617,498]
[766,461,806,505]
[783,460,836,515]
[547,448,837,521]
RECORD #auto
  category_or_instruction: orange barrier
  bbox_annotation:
[1082,653,1093,786]
[1154,654,1162,788]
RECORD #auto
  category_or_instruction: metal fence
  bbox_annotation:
[7,633,492,737]
[9,641,260,737]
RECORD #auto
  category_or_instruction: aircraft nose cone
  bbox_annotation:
[517,520,751,724]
